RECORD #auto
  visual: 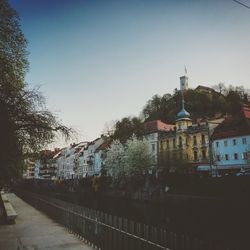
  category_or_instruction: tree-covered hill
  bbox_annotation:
[111,84,249,143]
[142,85,250,124]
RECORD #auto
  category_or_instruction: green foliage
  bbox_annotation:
[142,86,249,123]
[104,140,126,183]
[125,136,153,177]
[104,137,153,185]
[113,116,144,143]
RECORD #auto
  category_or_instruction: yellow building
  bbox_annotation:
[159,75,210,172]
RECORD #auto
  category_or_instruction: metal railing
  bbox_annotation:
[15,190,226,250]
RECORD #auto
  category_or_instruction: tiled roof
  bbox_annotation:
[195,85,215,92]
[95,141,110,152]
[144,120,175,133]
[211,105,250,140]
[242,104,250,119]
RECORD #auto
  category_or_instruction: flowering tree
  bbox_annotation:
[125,136,152,177]
[104,140,126,182]
[104,136,153,183]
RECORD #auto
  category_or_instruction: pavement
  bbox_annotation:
[0,193,93,250]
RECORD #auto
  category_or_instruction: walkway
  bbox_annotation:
[0,193,93,250]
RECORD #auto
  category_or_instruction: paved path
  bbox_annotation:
[0,193,93,250]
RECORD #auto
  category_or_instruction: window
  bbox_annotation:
[233,139,237,146]
[216,141,219,148]
[234,153,238,160]
[242,138,247,144]
[224,140,228,147]
[243,152,248,160]
[194,151,198,161]
[216,155,221,161]
[225,154,229,161]
[201,134,206,144]
[193,136,197,146]
[202,150,206,159]
[179,136,183,148]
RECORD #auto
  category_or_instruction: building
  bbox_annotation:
[55,148,66,179]
[158,75,216,173]
[94,140,110,175]
[81,137,106,177]
[23,158,36,179]
[39,149,60,179]
[74,142,88,178]
[180,73,189,91]
[144,120,175,171]
[195,85,215,95]
[211,105,250,172]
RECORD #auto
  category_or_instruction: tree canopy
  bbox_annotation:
[104,137,152,185]
[112,116,145,143]
[142,86,249,124]
[0,0,72,183]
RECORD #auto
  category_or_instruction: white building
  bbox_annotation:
[94,141,110,175]
[144,120,175,171]
[82,137,106,177]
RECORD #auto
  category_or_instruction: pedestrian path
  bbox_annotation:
[0,193,93,250]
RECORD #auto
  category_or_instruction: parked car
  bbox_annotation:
[236,169,250,176]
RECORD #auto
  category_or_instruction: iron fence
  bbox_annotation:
[15,190,230,250]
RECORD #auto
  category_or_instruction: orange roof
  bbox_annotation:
[242,104,250,119]
[212,105,250,140]
[144,120,175,133]
[96,141,110,152]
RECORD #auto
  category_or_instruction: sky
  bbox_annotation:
[9,0,250,146]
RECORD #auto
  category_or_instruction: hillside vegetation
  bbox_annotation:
[112,84,250,142]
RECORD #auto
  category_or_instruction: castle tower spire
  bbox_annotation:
[180,67,189,91]
[176,71,192,130]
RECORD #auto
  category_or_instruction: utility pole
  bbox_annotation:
[206,121,214,176]
[206,120,223,177]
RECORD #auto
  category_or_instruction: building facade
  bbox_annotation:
[144,120,175,171]
[212,105,250,172]
[158,75,213,173]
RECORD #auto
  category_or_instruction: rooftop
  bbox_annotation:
[212,105,250,140]
[144,120,175,133]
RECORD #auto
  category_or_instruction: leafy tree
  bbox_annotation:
[125,136,152,177]
[113,116,144,143]
[104,137,152,185]
[225,90,242,115]
[0,0,72,185]
[104,140,126,184]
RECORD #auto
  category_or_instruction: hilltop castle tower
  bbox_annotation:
[176,72,192,131]
[180,74,188,91]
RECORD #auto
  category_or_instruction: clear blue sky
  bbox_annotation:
[9,0,250,145]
